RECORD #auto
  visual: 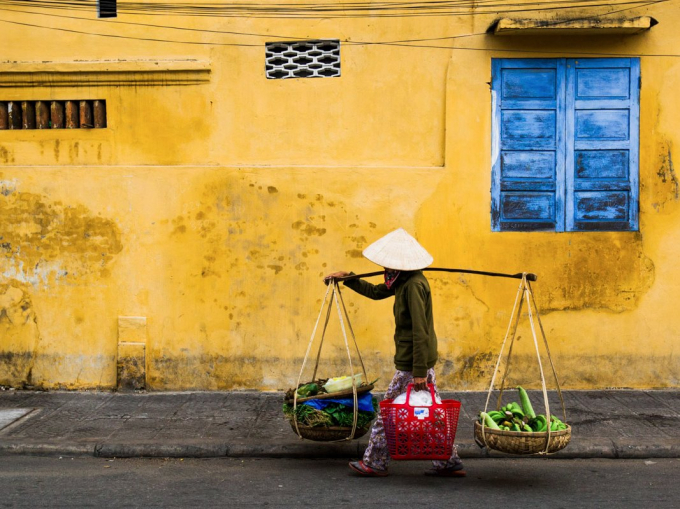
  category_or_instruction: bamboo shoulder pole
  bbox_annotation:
[336,268,538,282]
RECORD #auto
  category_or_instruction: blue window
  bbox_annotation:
[491,58,640,232]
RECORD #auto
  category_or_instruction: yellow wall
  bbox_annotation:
[1,1,679,390]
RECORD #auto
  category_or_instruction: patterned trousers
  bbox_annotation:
[362,368,462,471]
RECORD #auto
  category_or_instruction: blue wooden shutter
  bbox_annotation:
[492,59,565,231]
[565,58,640,231]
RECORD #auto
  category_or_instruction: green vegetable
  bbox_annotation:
[517,386,536,419]
[529,415,547,432]
[283,397,378,428]
[296,383,319,398]
[479,404,568,433]
[487,411,505,423]
[498,401,525,420]
[479,412,501,430]
[283,403,332,427]
[550,415,568,431]
[509,404,525,420]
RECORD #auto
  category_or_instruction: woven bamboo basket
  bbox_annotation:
[474,421,571,455]
[288,422,370,441]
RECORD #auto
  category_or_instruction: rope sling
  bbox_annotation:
[477,274,569,455]
[292,281,369,442]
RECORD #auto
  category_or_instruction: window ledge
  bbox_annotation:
[0,59,211,87]
[489,16,658,36]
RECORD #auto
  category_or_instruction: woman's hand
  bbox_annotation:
[323,271,350,285]
[413,377,428,392]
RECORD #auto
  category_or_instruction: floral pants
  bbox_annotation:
[362,368,462,471]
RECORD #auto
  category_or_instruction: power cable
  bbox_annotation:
[0,0,671,54]
[3,14,677,57]
[0,16,262,45]
[0,0,666,18]
[0,0,667,46]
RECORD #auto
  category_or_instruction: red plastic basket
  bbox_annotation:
[380,383,461,461]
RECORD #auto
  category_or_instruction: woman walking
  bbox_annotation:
[325,228,465,478]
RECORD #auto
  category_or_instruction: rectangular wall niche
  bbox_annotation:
[265,40,341,79]
[0,100,106,129]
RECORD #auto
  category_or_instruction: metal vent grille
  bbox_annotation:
[265,40,341,80]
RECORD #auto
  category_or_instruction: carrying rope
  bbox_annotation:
[480,274,567,455]
[292,283,332,440]
[292,281,368,442]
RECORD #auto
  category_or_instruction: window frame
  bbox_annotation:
[491,57,640,232]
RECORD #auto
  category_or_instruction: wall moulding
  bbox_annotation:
[0,59,211,87]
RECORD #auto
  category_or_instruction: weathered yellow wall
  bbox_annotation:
[1,1,679,390]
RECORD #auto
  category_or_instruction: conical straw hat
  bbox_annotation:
[362,228,433,271]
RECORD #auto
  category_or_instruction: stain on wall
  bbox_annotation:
[458,353,680,391]
[0,282,40,386]
[0,190,123,284]
[530,235,656,314]
[0,146,15,164]
[651,140,680,212]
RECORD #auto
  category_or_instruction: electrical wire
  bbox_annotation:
[0,5,309,40]
[4,14,677,57]
[0,16,262,45]
[0,0,667,19]
[0,5,504,45]
[0,0,673,56]
[0,0,668,46]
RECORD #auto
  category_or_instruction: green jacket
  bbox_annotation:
[344,270,438,377]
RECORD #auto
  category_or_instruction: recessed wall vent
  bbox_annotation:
[0,100,106,129]
[265,40,341,80]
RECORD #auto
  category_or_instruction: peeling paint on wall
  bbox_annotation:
[652,140,680,211]
[0,281,40,386]
[0,190,123,285]
[536,236,656,313]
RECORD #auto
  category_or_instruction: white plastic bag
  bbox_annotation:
[393,389,442,406]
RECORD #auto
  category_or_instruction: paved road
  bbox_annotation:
[1,456,678,508]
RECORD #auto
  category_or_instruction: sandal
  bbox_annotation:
[349,460,389,477]
[424,464,467,477]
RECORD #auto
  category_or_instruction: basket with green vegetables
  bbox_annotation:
[475,386,571,454]
[283,377,379,441]
[479,386,568,432]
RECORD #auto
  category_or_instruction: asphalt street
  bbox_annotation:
[1,456,678,508]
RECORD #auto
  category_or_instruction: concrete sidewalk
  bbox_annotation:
[1,389,679,459]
